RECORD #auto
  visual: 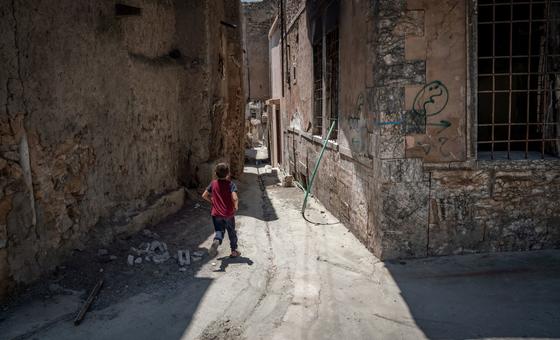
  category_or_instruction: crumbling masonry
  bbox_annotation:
[0,0,245,299]
[276,0,560,260]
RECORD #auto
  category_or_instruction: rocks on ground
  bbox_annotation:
[126,229,207,270]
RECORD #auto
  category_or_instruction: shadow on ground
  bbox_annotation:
[234,165,279,223]
[0,163,265,340]
[384,250,560,339]
[213,255,254,272]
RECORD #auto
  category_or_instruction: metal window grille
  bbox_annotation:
[325,29,339,140]
[477,0,560,160]
[313,41,323,135]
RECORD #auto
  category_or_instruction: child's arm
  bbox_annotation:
[202,190,212,204]
[232,192,239,211]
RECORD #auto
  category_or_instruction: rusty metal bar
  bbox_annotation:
[541,0,551,158]
[477,0,560,159]
[508,1,513,159]
[492,3,496,159]
[526,0,533,158]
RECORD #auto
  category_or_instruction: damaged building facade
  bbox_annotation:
[272,0,560,259]
[0,0,244,298]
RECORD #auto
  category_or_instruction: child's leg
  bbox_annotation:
[225,217,238,251]
[212,216,226,244]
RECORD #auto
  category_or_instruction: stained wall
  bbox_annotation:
[279,0,560,260]
[0,0,244,298]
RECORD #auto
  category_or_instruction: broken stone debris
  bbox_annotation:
[190,249,206,262]
[192,250,205,257]
[127,255,134,266]
[142,229,160,239]
[97,249,109,256]
[128,240,170,265]
[282,175,294,187]
[178,250,191,266]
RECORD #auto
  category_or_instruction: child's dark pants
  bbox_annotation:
[212,216,238,251]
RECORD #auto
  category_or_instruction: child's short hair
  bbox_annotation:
[215,163,230,179]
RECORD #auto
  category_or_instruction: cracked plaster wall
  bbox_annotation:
[0,0,244,298]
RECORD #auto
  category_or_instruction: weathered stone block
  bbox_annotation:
[394,10,425,37]
[378,181,429,259]
[379,158,424,183]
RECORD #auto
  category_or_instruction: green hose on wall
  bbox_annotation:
[301,120,337,216]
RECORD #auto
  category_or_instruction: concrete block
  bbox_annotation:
[178,250,191,266]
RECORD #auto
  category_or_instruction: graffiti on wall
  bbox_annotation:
[372,80,461,160]
[376,80,451,132]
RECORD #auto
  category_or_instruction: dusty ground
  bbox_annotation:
[1,165,560,340]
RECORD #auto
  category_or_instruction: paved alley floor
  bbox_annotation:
[1,165,560,340]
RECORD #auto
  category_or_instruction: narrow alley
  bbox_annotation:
[2,0,560,339]
[1,165,559,339]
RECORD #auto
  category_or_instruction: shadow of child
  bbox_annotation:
[214,256,254,272]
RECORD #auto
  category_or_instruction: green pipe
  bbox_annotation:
[302,120,336,215]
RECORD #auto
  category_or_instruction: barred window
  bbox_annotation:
[311,1,339,140]
[477,0,560,160]
[313,41,323,135]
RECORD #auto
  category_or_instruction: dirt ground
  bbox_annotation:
[1,165,560,340]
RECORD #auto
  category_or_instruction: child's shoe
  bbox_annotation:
[209,239,220,257]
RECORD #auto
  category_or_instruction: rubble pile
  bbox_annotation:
[126,229,206,269]
[129,240,170,265]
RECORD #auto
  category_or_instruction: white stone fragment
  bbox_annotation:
[192,250,205,257]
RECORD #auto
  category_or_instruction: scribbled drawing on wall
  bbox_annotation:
[372,80,462,160]
[412,80,448,117]
[376,80,451,132]
[412,80,451,131]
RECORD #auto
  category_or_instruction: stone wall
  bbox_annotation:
[0,0,244,299]
[280,0,560,260]
[242,0,277,101]
[283,0,381,255]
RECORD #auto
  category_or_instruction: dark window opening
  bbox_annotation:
[313,41,323,136]
[325,28,339,140]
[311,1,339,140]
[115,4,142,16]
[477,0,560,160]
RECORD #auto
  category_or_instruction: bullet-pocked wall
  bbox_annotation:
[279,0,560,260]
[0,0,244,298]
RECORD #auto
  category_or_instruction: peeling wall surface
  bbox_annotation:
[280,0,560,260]
[0,0,244,298]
